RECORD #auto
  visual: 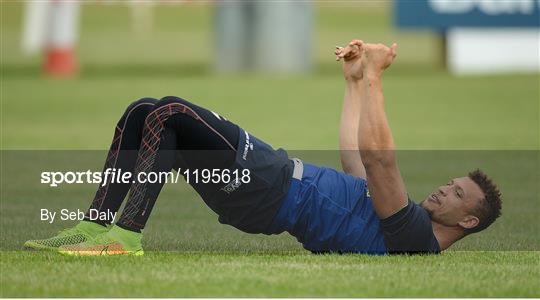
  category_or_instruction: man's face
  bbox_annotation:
[420,177,485,230]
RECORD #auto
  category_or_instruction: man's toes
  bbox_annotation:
[349,39,364,47]
[391,43,398,56]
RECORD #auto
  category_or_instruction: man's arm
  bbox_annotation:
[339,83,366,178]
[339,41,408,219]
[358,42,408,219]
[338,44,366,179]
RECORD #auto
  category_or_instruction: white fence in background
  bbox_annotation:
[447,28,540,75]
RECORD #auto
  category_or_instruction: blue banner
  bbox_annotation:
[395,0,540,29]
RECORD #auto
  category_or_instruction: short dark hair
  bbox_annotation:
[465,169,502,234]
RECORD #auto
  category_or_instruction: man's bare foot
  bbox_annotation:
[335,39,365,82]
[335,39,363,62]
[361,42,397,78]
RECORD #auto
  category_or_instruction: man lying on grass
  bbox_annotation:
[25,40,502,256]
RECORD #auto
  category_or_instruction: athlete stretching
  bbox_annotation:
[24,40,502,255]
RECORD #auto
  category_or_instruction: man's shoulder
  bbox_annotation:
[379,200,441,254]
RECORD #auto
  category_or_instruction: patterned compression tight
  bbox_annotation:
[85,96,240,232]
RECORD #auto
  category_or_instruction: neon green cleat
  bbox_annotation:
[58,225,144,256]
[23,221,108,251]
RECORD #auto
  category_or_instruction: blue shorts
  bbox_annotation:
[267,162,387,254]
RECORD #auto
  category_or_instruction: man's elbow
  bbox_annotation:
[342,162,359,176]
[359,149,396,168]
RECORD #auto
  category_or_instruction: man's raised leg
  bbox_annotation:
[23,98,158,251]
[58,96,240,256]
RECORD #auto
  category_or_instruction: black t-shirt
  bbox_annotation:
[380,200,441,254]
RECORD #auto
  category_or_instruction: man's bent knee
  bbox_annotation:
[154,96,194,109]
[125,97,158,112]
[118,97,158,128]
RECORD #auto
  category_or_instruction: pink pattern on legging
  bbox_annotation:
[89,102,154,212]
[118,103,236,227]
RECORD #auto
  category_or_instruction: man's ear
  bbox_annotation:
[458,215,479,230]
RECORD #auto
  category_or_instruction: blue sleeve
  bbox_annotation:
[379,200,441,254]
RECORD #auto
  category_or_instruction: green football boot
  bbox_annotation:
[58,225,144,256]
[23,220,108,251]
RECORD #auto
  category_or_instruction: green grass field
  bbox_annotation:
[1,2,539,298]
